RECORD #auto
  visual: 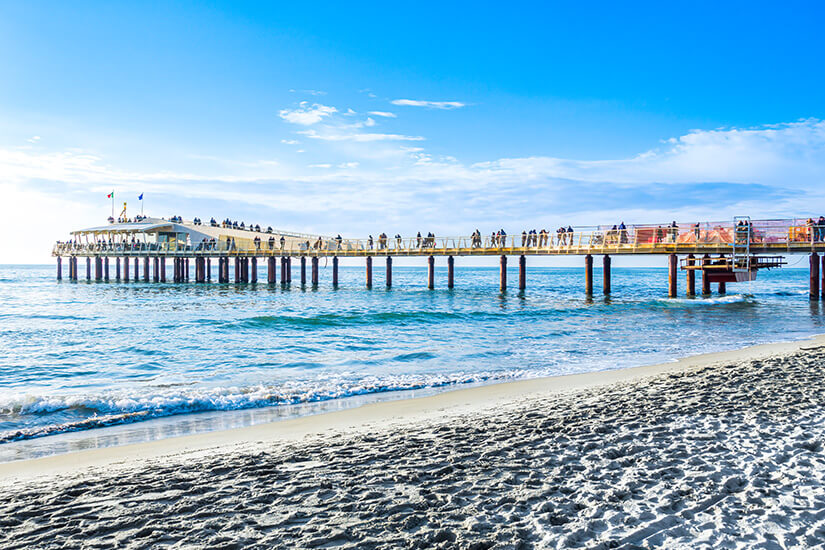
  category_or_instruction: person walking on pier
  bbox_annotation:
[416,232,422,248]
[395,234,402,249]
[336,235,342,250]
[368,235,374,250]
[281,236,287,250]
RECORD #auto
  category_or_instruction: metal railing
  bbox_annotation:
[53,218,825,257]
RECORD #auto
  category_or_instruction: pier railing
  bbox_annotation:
[53,218,825,258]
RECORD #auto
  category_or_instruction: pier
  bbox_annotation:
[52,217,825,299]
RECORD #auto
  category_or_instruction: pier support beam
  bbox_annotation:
[134,258,139,281]
[366,256,372,288]
[686,254,696,297]
[718,281,727,295]
[159,258,165,282]
[701,254,711,295]
[72,257,78,280]
[668,254,678,298]
[93,257,101,281]
[251,257,257,284]
[386,257,392,288]
[428,255,436,289]
[104,258,110,281]
[153,257,159,282]
[332,257,339,287]
[447,256,454,289]
[312,257,319,286]
[123,257,129,281]
[206,258,211,282]
[500,255,507,292]
[287,258,292,283]
[234,258,240,283]
[280,257,286,284]
[185,259,190,282]
[86,257,91,280]
[301,257,306,286]
[822,255,825,300]
[519,255,526,291]
[143,257,149,282]
[603,255,610,295]
[57,257,62,280]
[115,257,121,281]
[267,257,276,284]
[584,254,593,296]
[811,252,821,300]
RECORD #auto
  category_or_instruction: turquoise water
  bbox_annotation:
[1,263,823,461]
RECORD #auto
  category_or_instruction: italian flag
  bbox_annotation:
[107,192,113,198]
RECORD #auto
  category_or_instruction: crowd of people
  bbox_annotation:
[807,217,825,242]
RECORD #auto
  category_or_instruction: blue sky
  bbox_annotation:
[1,1,824,262]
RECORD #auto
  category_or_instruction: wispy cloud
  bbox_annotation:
[279,102,337,125]
[298,129,424,142]
[289,89,326,96]
[281,139,300,145]
[27,136,41,143]
[391,99,465,110]
[368,111,397,118]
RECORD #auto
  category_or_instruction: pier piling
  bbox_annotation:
[668,254,678,298]
[206,258,211,282]
[500,255,507,292]
[115,257,121,281]
[300,257,306,286]
[428,255,435,289]
[811,253,821,300]
[447,256,454,289]
[386,257,392,288]
[267,257,276,284]
[134,258,139,281]
[519,255,526,291]
[160,258,165,282]
[86,257,91,280]
[701,254,711,295]
[686,254,696,297]
[718,282,726,294]
[57,257,62,280]
[584,254,593,296]
[143,257,149,282]
[822,255,825,300]
[287,258,292,283]
[123,257,129,281]
[366,257,372,288]
[185,259,190,282]
[603,255,611,295]
[280,257,286,284]
[312,257,319,286]
[104,258,109,281]
[332,257,339,287]
[95,257,102,281]
[251,257,257,284]
[153,257,159,282]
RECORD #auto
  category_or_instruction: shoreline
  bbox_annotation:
[3,332,824,484]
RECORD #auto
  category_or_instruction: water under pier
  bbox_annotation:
[53,217,825,299]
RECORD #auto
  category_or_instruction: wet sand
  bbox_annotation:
[2,336,824,549]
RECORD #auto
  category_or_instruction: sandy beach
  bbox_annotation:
[2,336,825,549]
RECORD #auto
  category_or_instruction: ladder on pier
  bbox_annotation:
[732,216,751,272]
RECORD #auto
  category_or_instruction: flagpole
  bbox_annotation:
[111,191,114,218]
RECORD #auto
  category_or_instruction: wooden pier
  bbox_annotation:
[52,217,825,299]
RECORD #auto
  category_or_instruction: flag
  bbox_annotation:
[138,193,143,200]
[107,192,113,198]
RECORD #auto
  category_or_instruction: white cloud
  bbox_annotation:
[299,129,425,142]
[279,102,337,125]
[289,89,326,96]
[391,99,465,110]
[339,162,360,169]
[281,139,300,145]
[368,111,397,118]
[309,163,331,168]
[27,136,41,143]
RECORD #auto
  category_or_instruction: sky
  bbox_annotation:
[1,1,824,263]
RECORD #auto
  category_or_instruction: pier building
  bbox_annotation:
[53,217,825,299]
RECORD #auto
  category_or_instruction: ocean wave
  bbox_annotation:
[0,370,530,444]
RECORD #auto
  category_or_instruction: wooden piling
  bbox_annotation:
[584,254,592,296]
[602,255,610,295]
[85,257,91,280]
[701,254,711,295]
[185,258,189,282]
[668,254,677,298]
[267,257,276,283]
[143,257,149,282]
[206,258,211,281]
[153,257,159,282]
[447,256,454,289]
[104,258,110,281]
[332,257,339,287]
[301,257,306,286]
[160,258,166,282]
[115,257,121,281]
[235,258,240,283]
[428,255,435,289]
[811,253,821,300]
[251,257,257,284]
[386,256,392,288]
[57,257,62,280]
[686,254,696,297]
[366,256,372,288]
[280,257,286,284]
[286,258,292,283]
[500,255,507,292]
[312,257,319,286]
[123,257,129,281]
[134,258,139,280]
[718,281,726,294]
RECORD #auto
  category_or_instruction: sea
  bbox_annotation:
[1,263,823,462]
